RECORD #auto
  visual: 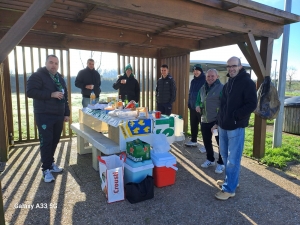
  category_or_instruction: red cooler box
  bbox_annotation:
[151,151,178,187]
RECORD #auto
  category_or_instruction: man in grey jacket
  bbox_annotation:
[195,69,224,174]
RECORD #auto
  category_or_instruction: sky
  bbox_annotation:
[190,0,300,80]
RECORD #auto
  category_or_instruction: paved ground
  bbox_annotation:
[1,137,300,225]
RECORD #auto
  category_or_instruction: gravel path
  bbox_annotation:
[1,138,300,225]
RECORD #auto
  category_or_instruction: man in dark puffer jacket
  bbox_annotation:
[27,55,70,183]
[213,56,257,200]
[155,64,176,116]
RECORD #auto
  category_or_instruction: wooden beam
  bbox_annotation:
[3,58,13,140]
[199,33,261,50]
[81,0,284,39]
[160,48,190,59]
[76,4,98,22]
[244,33,266,78]
[0,0,54,63]
[221,0,300,23]
[253,37,274,159]
[0,9,199,51]
[0,63,9,161]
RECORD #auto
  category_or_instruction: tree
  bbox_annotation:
[78,50,102,72]
[286,66,297,91]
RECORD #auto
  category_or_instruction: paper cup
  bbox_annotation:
[91,85,94,89]
[213,129,218,136]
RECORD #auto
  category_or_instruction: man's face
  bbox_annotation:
[227,58,242,78]
[87,61,94,70]
[206,70,218,85]
[125,69,132,76]
[193,69,201,77]
[46,56,59,75]
[161,67,168,78]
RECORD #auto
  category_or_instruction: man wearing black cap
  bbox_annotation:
[155,64,176,116]
[185,64,206,153]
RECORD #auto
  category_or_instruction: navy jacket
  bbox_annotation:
[188,74,206,110]
[27,67,70,116]
[156,74,176,104]
[75,67,101,98]
[217,68,257,130]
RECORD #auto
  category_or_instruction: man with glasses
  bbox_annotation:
[27,55,70,183]
[212,56,257,200]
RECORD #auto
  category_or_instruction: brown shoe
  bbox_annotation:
[216,180,239,188]
[215,190,235,200]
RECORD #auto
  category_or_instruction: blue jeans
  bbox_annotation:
[219,127,245,193]
[82,97,99,108]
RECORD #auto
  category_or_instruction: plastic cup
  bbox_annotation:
[122,79,127,84]
[213,129,218,136]
[91,85,94,89]
[155,111,161,119]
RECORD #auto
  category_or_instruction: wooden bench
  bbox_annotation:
[70,123,121,171]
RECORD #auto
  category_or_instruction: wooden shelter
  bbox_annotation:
[0,0,300,161]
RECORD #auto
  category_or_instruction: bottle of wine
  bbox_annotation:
[117,95,123,109]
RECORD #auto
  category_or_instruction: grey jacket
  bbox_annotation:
[196,79,223,123]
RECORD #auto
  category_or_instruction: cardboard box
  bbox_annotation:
[126,139,150,162]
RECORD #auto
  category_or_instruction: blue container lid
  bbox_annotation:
[125,158,153,168]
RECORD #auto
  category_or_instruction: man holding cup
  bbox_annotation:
[195,69,224,173]
[75,58,101,107]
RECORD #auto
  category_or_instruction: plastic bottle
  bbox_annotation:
[124,95,128,106]
[90,91,96,105]
[117,95,123,109]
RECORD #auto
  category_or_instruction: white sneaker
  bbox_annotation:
[43,169,55,183]
[50,162,63,173]
[201,160,215,168]
[199,146,206,153]
[215,164,225,174]
[185,141,197,147]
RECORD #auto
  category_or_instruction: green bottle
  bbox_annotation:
[124,95,128,105]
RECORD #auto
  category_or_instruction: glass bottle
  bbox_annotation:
[90,91,96,105]
[124,95,128,106]
[117,95,123,109]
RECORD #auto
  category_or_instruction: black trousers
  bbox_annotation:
[35,113,64,171]
[157,102,172,116]
[201,121,223,164]
[189,108,201,142]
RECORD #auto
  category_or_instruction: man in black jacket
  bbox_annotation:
[156,64,177,116]
[212,56,257,200]
[27,55,70,183]
[75,58,101,107]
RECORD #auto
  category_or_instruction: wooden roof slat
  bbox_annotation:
[82,0,284,39]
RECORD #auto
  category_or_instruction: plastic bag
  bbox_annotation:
[254,76,280,120]
[152,134,170,153]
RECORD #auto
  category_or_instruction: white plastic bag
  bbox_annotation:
[98,153,126,203]
[152,134,171,153]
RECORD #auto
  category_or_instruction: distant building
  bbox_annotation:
[190,60,252,84]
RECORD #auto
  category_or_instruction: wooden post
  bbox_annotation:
[0,0,54,63]
[0,63,9,161]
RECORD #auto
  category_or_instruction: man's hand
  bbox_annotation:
[196,106,201,113]
[85,84,94,90]
[51,91,64,100]
[64,116,69,122]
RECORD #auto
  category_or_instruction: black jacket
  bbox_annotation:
[75,67,101,98]
[188,74,206,110]
[217,68,257,130]
[112,74,140,102]
[26,67,70,116]
[156,74,176,104]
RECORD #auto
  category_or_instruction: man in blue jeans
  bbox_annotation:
[212,56,257,200]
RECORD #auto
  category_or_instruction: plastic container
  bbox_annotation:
[124,158,154,184]
[151,151,177,187]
